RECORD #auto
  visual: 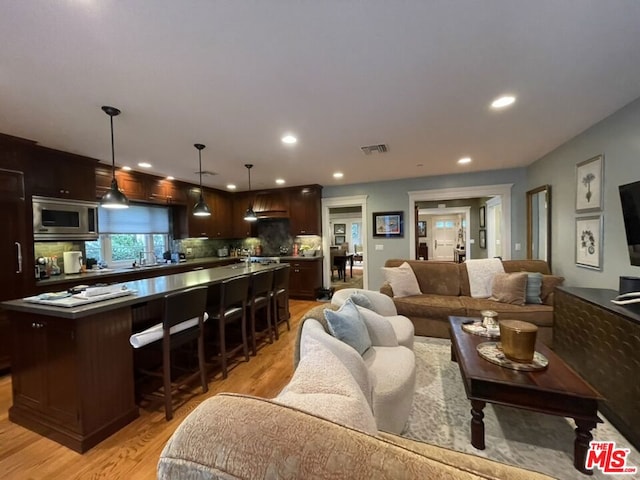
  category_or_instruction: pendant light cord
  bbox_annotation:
[110,114,116,178]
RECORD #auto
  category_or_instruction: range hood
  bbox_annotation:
[253,190,289,218]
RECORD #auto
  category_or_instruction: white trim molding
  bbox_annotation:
[321,195,369,289]
[408,184,513,260]
[418,206,471,259]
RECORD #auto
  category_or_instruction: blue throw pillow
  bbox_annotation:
[349,292,376,312]
[525,272,543,304]
[324,298,372,356]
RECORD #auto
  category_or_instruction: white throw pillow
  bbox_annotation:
[382,262,421,297]
[355,305,399,347]
[275,337,378,434]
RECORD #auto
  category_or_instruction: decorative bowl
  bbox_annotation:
[499,320,538,363]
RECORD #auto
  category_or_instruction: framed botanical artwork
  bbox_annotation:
[334,235,346,245]
[479,206,486,228]
[576,155,604,212]
[575,215,603,270]
[373,211,404,237]
[417,220,427,237]
[479,229,487,249]
[333,223,346,235]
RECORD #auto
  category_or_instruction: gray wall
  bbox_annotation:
[324,168,528,289]
[527,97,640,289]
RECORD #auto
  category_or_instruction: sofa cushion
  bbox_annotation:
[350,292,376,311]
[541,275,565,305]
[459,297,554,327]
[490,272,528,305]
[324,298,372,356]
[524,272,543,304]
[355,305,399,347]
[386,259,462,296]
[382,262,421,297]
[393,294,466,321]
[276,336,378,435]
[460,259,551,296]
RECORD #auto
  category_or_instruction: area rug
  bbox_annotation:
[403,337,639,480]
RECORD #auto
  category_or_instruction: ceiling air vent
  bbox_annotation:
[360,144,388,155]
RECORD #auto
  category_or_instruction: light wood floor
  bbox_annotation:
[0,299,320,480]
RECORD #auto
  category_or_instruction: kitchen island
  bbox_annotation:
[0,263,281,453]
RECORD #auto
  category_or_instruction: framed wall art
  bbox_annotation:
[417,220,427,237]
[575,215,603,270]
[373,211,404,237]
[333,223,346,235]
[334,235,346,245]
[576,155,604,213]
[479,206,486,228]
[479,229,487,249]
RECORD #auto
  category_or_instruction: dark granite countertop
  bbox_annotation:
[2,263,280,320]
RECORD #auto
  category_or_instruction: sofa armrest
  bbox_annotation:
[380,281,394,298]
[159,394,554,480]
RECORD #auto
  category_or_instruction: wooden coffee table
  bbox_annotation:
[449,316,603,475]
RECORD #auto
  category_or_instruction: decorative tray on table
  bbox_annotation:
[462,321,500,339]
[477,342,549,372]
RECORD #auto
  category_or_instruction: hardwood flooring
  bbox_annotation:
[0,299,320,480]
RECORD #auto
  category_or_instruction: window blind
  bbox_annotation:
[98,204,170,234]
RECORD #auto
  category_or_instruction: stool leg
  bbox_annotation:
[272,295,280,341]
[250,303,257,356]
[241,307,250,361]
[218,316,228,379]
[198,326,208,393]
[266,300,273,344]
[163,338,173,421]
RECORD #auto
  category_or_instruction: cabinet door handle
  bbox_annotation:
[15,241,22,273]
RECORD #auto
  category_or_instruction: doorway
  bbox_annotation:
[486,196,502,258]
[321,195,369,291]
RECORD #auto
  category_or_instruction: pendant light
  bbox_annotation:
[244,164,257,221]
[192,144,211,216]
[100,106,129,209]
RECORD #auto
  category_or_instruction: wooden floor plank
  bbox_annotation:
[0,299,319,480]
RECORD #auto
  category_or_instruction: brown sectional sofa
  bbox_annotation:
[380,259,558,346]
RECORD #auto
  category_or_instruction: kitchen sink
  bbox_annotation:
[126,263,174,270]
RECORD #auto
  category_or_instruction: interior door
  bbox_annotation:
[432,215,457,261]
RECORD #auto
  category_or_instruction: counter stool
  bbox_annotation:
[271,264,291,340]
[129,285,209,421]
[206,275,250,379]
[247,269,274,356]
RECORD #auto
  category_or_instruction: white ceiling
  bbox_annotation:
[2,1,640,191]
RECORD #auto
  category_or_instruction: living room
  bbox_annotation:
[2,2,640,479]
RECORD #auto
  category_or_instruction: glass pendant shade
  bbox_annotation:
[192,143,211,217]
[244,163,257,221]
[100,106,129,209]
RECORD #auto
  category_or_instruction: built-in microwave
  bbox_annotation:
[32,196,99,241]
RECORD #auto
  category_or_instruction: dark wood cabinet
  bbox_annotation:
[9,308,138,452]
[210,191,233,238]
[185,187,214,237]
[147,177,188,205]
[28,147,97,201]
[288,258,322,300]
[289,185,322,235]
[232,192,258,238]
[96,166,148,201]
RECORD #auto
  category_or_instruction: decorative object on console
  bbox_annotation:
[576,154,603,213]
[575,215,603,270]
[477,341,548,371]
[99,106,129,209]
[372,211,403,237]
[244,164,257,221]
[192,144,211,217]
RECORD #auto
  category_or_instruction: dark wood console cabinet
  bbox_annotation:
[554,286,640,451]
[288,258,323,300]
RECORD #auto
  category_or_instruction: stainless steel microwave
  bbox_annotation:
[32,196,99,241]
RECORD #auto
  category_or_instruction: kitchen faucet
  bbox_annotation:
[139,251,157,266]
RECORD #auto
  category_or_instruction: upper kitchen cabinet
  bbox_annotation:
[253,189,289,218]
[209,190,233,238]
[96,166,146,202]
[289,185,322,235]
[185,187,213,238]
[29,147,97,201]
[147,177,188,205]
[232,192,258,238]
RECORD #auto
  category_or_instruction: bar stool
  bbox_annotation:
[247,269,274,356]
[129,285,209,421]
[206,275,250,379]
[271,264,291,340]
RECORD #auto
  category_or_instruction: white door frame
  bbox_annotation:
[321,195,368,290]
[408,184,512,260]
[419,207,471,259]
[486,196,502,258]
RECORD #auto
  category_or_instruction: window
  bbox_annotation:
[351,222,361,252]
[85,204,171,267]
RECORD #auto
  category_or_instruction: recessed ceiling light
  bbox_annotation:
[275,178,286,185]
[226,184,236,190]
[458,157,472,164]
[333,172,344,179]
[138,162,152,168]
[166,176,174,180]
[281,134,297,144]
[121,166,132,171]
[491,95,516,109]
